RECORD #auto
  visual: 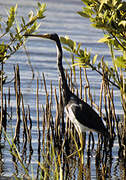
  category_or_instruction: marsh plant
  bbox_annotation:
[0,0,126,179]
[1,63,125,179]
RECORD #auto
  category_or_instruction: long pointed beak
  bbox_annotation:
[24,33,51,39]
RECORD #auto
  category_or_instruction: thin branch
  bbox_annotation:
[89,63,120,89]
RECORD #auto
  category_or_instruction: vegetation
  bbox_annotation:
[60,0,126,158]
[0,2,46,82]
[0,2,46,133]
[0,0,126,179]
[4,64,123,179]
[0,3,46,177]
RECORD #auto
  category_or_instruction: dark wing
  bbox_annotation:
[70,99,107,135]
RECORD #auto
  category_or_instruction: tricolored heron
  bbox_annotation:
[24,33,108,154]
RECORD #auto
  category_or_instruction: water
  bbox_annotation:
[0,0,125,179]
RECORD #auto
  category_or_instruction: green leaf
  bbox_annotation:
[72,62,89,68]
[26,21,40,34]
[99,1,107,12]
[60,36,74,50]
[28,11,34,21]
[62,46,72,53]
[118,20,126,27]
[77,11,90,18]
[6,4,17,32]
[77,43,81,54]
[114,56,126,68]
[98,35,111,43]
[92,54,98,65]
[21,17,25,25]
[37,3,46,19]
[0,42,7,61]
[60,36,67,44]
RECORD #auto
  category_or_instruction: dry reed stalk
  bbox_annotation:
[43,75,51,151]
[66,70,70,89]
[54,87,59,137]
[110,90,117,132]
[84,68,93,106]
[42,73,51,150]
[42,73,49,112]
[37,79,41,145]
[58,79,61,131]
[13,65,21,143]
[21,94,28,143]
[37,78,40,130]
[78,162,84,180]
[47,95,53,144]
[101,66,114,141]
[103,81,109,126]
[36,78,41,165]
[49,81,55,143]
[22,111,28,161]
[107,87,117,139]
[42,105,46,150]
[8,86,10,107]
[0,62,3,136]
[84,83,87,103]
[80,67,82,99]
[121,79,126,157]
[3,94,7,131]
[99,81,103,117]
[110,91,115,128]
[72,54,76,83]
[87,132,93,154]
[27,105,33,152]
[49,82,53,115]
[44,89,51,154]
[70,68,73,91]
[58,79,65,134]
[107,94,112,137]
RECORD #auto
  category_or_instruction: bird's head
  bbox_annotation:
[24,33,59,42]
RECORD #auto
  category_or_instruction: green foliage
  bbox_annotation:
[0,3,46,84]
[78,0,126,68]
[6,5,17,33]
[61,2,126,148]
[60,36,91,68]
[61,0,126,92]
[60,36,120,89]
[4,130,29,178]
[114,56,126,68]
[61,0,126,157]
[0,3,46,63]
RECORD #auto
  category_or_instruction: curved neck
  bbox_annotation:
[55,38,71,103]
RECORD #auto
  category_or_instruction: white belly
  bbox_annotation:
[65,105,91,134]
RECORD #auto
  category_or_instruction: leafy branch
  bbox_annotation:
[61,0,126,156]
[0,3,46,63]
[78,0,126,70]
[0,3,46,84]
[60,36,120,89]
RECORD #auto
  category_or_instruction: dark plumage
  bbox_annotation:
[65,94,107,135]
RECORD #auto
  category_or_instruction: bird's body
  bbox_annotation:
[25,33,107,139]
[65,93,106,135]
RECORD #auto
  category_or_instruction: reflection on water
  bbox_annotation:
[0,0,125,179]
